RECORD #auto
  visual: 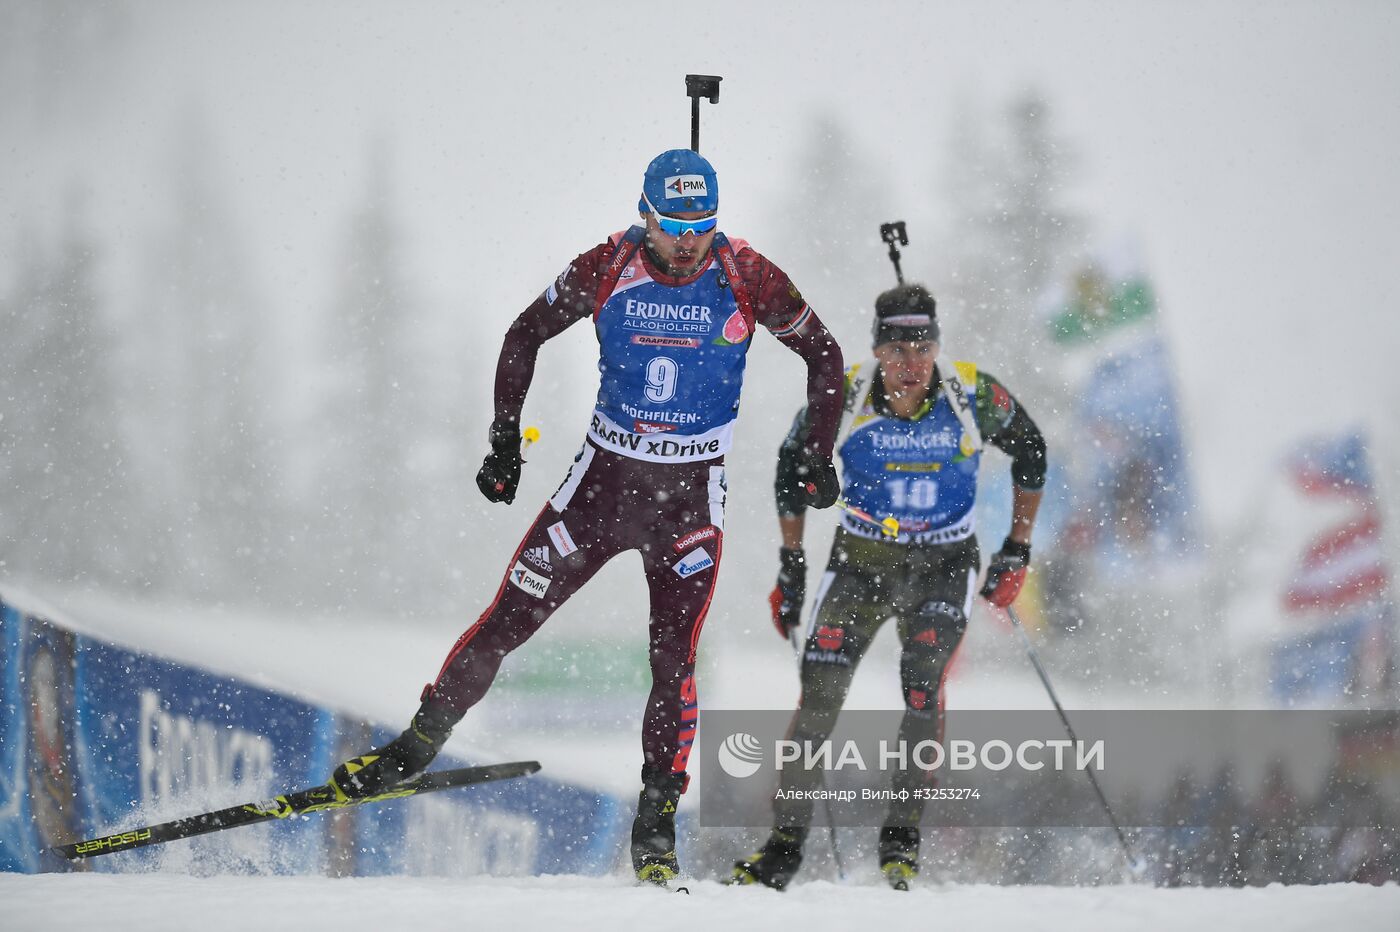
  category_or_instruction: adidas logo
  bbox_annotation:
[523,546,553,573]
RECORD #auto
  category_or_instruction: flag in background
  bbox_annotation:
[1270,431,1395,703]
[1283,433,1390,614]
[1041,243,1200,575]
[1291,432,1375,498]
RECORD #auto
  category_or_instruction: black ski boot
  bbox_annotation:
[879,825,920,891]
[728,827,808,890]
[631,769,687,886]
[330,697,456,801]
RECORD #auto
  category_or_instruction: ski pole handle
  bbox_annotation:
[835,498,900,538]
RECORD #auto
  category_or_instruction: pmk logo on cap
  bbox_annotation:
[665,175,709,199]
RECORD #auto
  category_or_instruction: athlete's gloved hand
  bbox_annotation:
[768,547,807,640]
[476,422,522,504]
[980,538,1031,607]
[796,448,840,509]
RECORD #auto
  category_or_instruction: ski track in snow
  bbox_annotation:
[2,874,1398,931]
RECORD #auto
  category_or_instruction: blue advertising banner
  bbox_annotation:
[0,596,624,876]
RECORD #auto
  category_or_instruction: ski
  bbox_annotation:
[51,760,541,861]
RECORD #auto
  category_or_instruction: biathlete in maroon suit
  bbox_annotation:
[329,149,845,885]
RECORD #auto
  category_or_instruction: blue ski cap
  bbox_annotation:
[637,149,719,215]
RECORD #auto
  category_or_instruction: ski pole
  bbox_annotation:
[785,623,847,881]
[1003,604,1146,877]
[684,74,722,152]
[835,498,900,538]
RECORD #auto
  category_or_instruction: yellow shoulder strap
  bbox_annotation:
[941,359,982,454]
[954,360,978,391]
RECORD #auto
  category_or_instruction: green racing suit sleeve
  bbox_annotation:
[976,370,1048,491]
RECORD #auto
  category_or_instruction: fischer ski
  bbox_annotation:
[51,760,541,861]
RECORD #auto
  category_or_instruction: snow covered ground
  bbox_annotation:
[3,873,1397,931]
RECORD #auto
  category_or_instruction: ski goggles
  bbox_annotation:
[643,194,718,238]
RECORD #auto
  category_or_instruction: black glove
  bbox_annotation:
[980,538,1031,608]
[767,547,806,640]
[476,422,522,504]
[795,447,839,509]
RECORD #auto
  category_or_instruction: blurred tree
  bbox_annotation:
[770,112,896,351]
[311,141,427,611]
[0,1,132,131]
[938,91,1083,423]
[0,197,133,587]
[134,108,281,602]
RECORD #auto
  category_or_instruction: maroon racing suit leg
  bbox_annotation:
[427,439,725,783]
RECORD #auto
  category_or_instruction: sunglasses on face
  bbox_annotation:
[643,194,718,238]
